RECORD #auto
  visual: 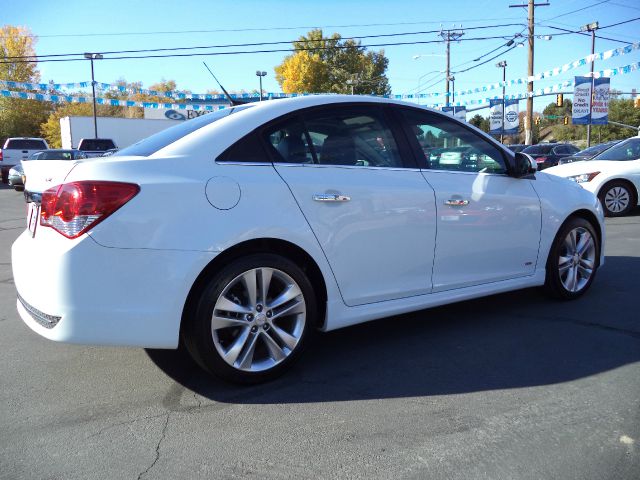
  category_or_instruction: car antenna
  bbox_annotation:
[202,62,245,106]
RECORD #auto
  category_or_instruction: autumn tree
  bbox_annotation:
[40,102,94,147]
[275,29,390,95]
[0,25,51,142]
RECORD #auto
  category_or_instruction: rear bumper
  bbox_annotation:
[12,229,216,348]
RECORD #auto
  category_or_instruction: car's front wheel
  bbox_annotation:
[544,217,599,300]
[599,181,635,217]
[183,254,316,384]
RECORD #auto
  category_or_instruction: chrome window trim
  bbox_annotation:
[215,161,272,167]
[272,162,422,172]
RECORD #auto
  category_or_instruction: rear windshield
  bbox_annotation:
[114,105,252,157]
[593,138,640,161]
[80,139,116,151]
[25,150,86,161]
[4,139,48,150]
[522,144,554,154]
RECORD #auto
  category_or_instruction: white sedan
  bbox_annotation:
[12,95,605,383]
[545,137,640,217]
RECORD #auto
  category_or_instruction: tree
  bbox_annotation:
[40,103,94,148]
[469,114,490,132]
[275,29,390,95]
[0,26,51,142]
[550,98,639,143]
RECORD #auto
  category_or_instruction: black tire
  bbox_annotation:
[543,216,600,300]
[183,253,316,384]
[598,180,636,217]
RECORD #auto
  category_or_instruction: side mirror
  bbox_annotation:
[511,152,537,178]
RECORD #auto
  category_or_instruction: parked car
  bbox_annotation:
[507,144,527,153]
[557,140,621,165]
[76,138,117,158]
[0,137,49,183]
[521,143,580,170]
[21,149,88,191]
[545,136,640,216]
[8,164,24,191]
[13,96,604,384]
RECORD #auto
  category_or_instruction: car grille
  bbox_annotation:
[17,293,61,329]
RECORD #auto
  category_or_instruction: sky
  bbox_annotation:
[2,0,639,113]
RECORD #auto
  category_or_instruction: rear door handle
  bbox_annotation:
[445,199,469,206]
[313,193,351,202]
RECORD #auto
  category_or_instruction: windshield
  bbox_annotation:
[593,138,640,161]
[522,144,554,155]
[576,141,619,157]
[114,105,251,157]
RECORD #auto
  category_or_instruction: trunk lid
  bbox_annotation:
[22,160,79,193]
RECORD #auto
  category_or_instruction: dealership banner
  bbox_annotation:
[441,106,467,122]
[572,76,592,125]
[503,99,519,135]
[489,99,504,134]
[591,77,610,125]
[488,99,519,135]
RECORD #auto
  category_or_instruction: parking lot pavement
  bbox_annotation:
[1,183,639,480]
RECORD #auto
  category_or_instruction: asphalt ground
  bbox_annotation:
[1,182,639,480]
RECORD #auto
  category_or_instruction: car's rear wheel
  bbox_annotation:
[599,181,635,217]
[183,254,316,384]
[544,217,599,300]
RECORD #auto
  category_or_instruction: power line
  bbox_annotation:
[0,34,519,64]
[25,18,527,38]
[2,24,526,60]
[453,45,518,74]
[539,0,611,21]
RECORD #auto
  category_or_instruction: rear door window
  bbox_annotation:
[302,107,404,168]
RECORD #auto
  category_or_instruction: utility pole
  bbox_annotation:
[582,21,599,147]
[439,28,464,107]
[496,61,507,143]
[509,1,549,145]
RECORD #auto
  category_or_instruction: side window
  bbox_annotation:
[217,132,269,163]
[265,117,315,164]
[303,107,403,168]
[401,109,507,174]
[554,145,569,155]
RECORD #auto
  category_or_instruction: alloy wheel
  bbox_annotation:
[558,227,596,293]
[210,267,306,372]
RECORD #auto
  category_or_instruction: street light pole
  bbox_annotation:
[496,60,507,143]
[256,71,267,102]
[84,52,103,139]
[582,21,599,147]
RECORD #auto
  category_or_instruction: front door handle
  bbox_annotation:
[445,199,469,206]
[313,193,351,202]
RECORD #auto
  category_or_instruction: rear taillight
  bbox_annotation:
[535,156,547,163]
[0,150,3,162]
[40,181,139,239]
